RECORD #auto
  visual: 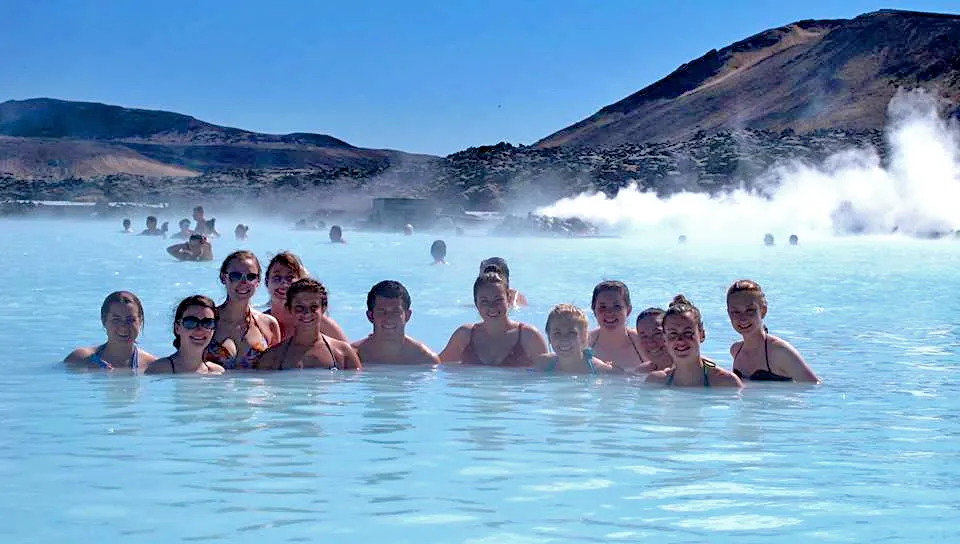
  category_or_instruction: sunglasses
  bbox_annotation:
[227,271,259,282]
[179,316,217,330]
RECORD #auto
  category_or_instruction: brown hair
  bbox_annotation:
[664,294,704,338]
[636,307,665,328]
[591,280,631,311]
[285,278,328,311]
[172,295,218,349]
[265,251,309,286]
[727,279,766,305]
[473,271,508,302]
[219,250,262,278]
[545,304,589,338]
[100,291,145,326]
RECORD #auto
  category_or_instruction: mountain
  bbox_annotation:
[0,98,426,178]
[536,9,960,148]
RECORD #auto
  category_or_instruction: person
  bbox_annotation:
[764,233,775,246]
[121,218,133,233]
[352,280,440,365]
[587,281,643,369]
[258,279,362,370]
[430,240,447,265]
[727,279,820,383]
[403,224,414,236]
[140,216,165,236]
[677,235,688,244]
[167,233,213,261]
[205,251,281,369]
[646,295,742,387]
[145,295,225,375]
[170,218,193,239]
[263,252,348,341]
[789,234,799,246]
[192,206,220,237]
[478,257,528,307]
[235,224,249,240]
[64,291,157,371]
[533,304,616,374]
[329,225,345,243]
[438,272,547,366]
[631,307,673,372]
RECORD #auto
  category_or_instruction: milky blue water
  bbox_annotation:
[2,217,959,543]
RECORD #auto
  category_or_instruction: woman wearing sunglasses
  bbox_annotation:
[206,251,281,369]
[146,295,224,374]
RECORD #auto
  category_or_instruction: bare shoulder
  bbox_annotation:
[531,353,554,370]
[138,348,158,365]
[144,357,172,375]
[646,369,670,383]
[256,343,283,370]
[709,366,744,388]
[351,335,371,351]
[405,337,441,364]
[767,335,804,359]
[254,311,281,342]
[730,340,744,357]
[65,346,96,364]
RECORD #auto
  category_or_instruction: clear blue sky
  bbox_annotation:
[2,0,957,155]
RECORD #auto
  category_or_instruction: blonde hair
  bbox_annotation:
[545,304,589,338]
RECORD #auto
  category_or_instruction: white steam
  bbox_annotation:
[537,89,960,240]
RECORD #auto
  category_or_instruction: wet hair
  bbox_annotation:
[590,280,632,311]
[122,218,131,227]
[172,295,218,349]
[146,216,157,225]
[430,240,447,260]
[545,304,588,338]
[219,250,262,279]
[329,225,343,241]
[473,271,509,302]
[727,279,766,305]
[193,205,204,214]
[285,278,328,311]
[366,280,411,311]
[188,233,204,243]
[480,257,509,280]
[100,291,144,326]
[178,218,190,228]
[636,307,666,328]
[265,251,309,286]
[664,294,704,338]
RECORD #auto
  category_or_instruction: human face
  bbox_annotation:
[548,317,586,357]
[221,258,260,300]
[593,290,631,331]
[290,292,326,329]
[636,314,667,360]
[727,291,765,336]
[192,208,203,221]
[368,296,410,335]
[664,312,702,362]
[475,283,509,322]
[103,302,141,344]
[175,306,216,350]
[266,264,299,303]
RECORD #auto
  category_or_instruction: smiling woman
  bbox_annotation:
[64,290,157,371]
[145,295,224,375]
[263,251,348,342]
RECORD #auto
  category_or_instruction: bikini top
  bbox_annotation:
[277,334,339,370]
[732,337,792,382]
[461,323,532,367]
[590,331,643,368]
[91,344,140,370]
[666,359,712,387]
[155,356,213,374]
[207,311,270,369]
[544,348,598,374]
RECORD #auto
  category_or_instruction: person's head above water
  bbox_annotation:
[366,280,412,333]
[789,234,799,245]
[100,291,145,344]
[192,206,205,221]
[726,279,768,336]
[473,271,510,321]
[146,216,158,228]
[285,277,328,316]
[479,257,509,281]
[663,294,705,360]
[171,294,218,350]
[545,304,589,354]
[265,252,309,297]
[430,240,447,263]
[677,235,688,244]
[122,218,131,230]
[635,307,667,361]
[329,225,343,242]
[764,233,775,246]
[178,218,191,230]
[403,224,414,236]
[218,250,262,301]
[590,280,632,331]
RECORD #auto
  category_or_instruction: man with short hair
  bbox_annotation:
[353,280,440,365]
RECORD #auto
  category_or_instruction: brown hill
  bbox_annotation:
[536,9,960,148]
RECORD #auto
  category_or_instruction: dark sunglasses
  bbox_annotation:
[179,316,217,330]
[227,271,259,282]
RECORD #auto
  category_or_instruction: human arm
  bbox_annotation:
[144,357,172,375]
[645,370,669,383]
[769,338,820,383]
[438,326,471,363]
[520,324,549,360]
[338,342,363,370]
[320,315,350,342]
[64,347,96,365]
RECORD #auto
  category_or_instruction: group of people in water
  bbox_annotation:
[66,234,820,386]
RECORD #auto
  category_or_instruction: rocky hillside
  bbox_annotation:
[537,10,960,148]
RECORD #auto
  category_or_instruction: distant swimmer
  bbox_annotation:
[403,224,414,236]
[479,257,528,307]
[587,281,644,370]
[764,233,775,246]
[140,215,165,237]
[352,280,440,365]
[789,234,799,245]
[677,235,688,244]
[64,291,157,372]
[206,251,281,369]
[167,233,213,261]
[192,206,220,237]
[646,295,742,387]
[145,295,225,375]
[329,225,346,244]
[235,224,249,240]
[170,218,193,239]
[726,279,819,383]
[533,304,617,374]
[122,218,132,233]
[438,271,547,366]
[631,307,673,372]
[263,252,348,341]
[430,240,448,265]
[258,279,362,370]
